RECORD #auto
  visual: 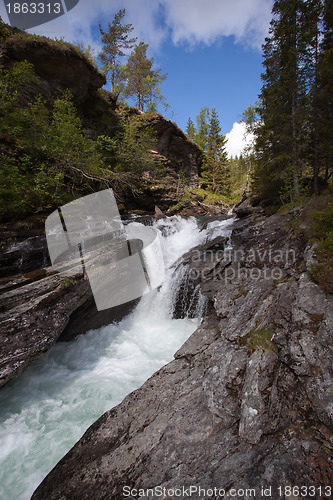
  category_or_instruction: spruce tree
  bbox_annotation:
[194,107,210,152]
[185,117,196,141]
[201,108,230,195]
[316,0,333,183]
[301,0,323,193]
[254,0,312,201]
[253,0,332,201]
[99,9,137,93]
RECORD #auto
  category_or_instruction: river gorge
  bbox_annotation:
[0,209,332,499]
[0,215,233,499]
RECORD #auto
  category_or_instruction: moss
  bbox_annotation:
[234,285,249,300]
[277,198,309,215]
[322,444,333,456]
[63,278,76,288]
[240,327,278,355]
[309,313,324,324]
[308,199,333,293]
[286,218,302,231]
[182,188,234,206]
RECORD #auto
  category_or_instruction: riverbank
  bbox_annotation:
[0,215,233,499]
[31,209,333,499]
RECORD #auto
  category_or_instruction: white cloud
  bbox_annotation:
[0,0,166,54]
[163,0,274,49]
[225,122,254,158]
[0,0,273,52]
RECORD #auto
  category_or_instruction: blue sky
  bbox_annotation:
[0,0,274,155]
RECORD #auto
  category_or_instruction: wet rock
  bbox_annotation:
[233,195,263,217]
[32,212,333,499]
[0,235,50,278]
[0,264,89,389]
[0,235,140,387]
[154,206,164,219]
[59,295,139,342]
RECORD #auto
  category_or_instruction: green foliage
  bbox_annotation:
[143,78,168,114]
[315,0,333,185]
[169,187,236,212]
[0,62,106,219]
[310,206,333,239]
[99,9,137,92]
[241,103,260,136]
[0,20,20,41]
[110,119,156,173]
[199,108,231,196]
[194,107,210,152]
[185,117,195,141]
[63,277,75,288]
[122,42,167,112]
[75,41,98,68]
[0,151,65,219]
[303,198,333,293]
[229,154,251,198]
[0,152,34,217]
[240,327,278,355]
[252,0,333,203]
[47,92,104,180]
[0,19,173,220]
[0,61,41,140]
[201,159,231,196]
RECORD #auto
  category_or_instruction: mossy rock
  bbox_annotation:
[240,327,278,354]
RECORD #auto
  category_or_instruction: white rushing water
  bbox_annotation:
[0,215,234,500]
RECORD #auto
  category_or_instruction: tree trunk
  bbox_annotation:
[111,54,115,93]
[292,91,300,199]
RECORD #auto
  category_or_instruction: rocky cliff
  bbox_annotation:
[0,21,202,214]
[32,212,333,499]
[1,35,105,105]
[125,112,202,212]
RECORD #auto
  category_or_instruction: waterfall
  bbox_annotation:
[0,215,234,500]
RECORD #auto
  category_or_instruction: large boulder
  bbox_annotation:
[233,195,263,217]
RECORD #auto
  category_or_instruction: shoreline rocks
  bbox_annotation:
[32,213,333,499]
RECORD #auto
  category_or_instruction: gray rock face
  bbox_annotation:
[0,264,89,389]
[32,213,333,499]
[0,230,138,387]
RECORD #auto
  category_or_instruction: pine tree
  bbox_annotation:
[185,117,196,141]
[99,9,137,93]
[123,42,167,111]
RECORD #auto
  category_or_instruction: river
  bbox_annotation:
[0,215,234,500]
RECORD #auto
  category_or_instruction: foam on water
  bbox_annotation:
[0,215,234,500]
